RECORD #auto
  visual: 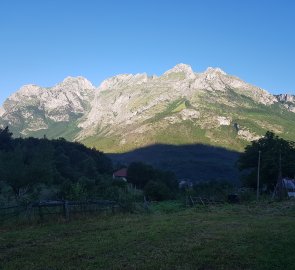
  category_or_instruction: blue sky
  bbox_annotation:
[0,0,295,105]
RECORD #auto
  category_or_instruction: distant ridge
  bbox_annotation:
[108,143,240,182]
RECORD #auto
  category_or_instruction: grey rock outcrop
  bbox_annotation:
[0,76,95,135]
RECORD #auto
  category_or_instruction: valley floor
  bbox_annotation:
[1,201,295,270]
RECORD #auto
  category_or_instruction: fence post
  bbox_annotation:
[26,204,32,221]
[38,205,44,221]
[63,201,69,221]
[144,196,149,212]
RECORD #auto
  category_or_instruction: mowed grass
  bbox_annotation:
[1,201,295,270]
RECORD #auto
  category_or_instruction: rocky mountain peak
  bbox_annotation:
[204,67,227,75]
[0,76,97,134]
[8,84,42,102]
[275,94,295,112]
[163,63,196,79]
[56,76,95,91]
[99,73,148,91]
[275,93,295,103]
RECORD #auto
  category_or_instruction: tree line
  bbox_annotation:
[127,162,179,201]
[0,127,114,203]
[1,126,293,204]
[0,127,179,204]
[238,131,295,191]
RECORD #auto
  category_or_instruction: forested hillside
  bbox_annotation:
[0,127,113,203]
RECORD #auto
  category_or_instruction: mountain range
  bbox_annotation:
[1,64,294,181]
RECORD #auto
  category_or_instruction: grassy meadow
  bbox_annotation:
[1,200,295,270]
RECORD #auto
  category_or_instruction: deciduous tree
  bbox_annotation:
[238,131,295,190]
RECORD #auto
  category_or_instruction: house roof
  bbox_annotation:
[113,168,128,178]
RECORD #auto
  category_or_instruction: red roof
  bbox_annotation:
[113,168,128,178]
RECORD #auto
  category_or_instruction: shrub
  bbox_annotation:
[144,181,172,201]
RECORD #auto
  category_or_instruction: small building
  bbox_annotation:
[113,168,128,182]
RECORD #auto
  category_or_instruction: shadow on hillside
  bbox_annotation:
[108,144,241,183]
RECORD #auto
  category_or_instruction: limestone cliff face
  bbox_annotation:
[275,94,295,112]
[0,64,294,151]
[78,64,279,145]
[276,94,295,103]
[0,77,95,136]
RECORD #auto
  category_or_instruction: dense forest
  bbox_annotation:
[1,126,294,206]
[0,127,179,205]
[0,127,119,204]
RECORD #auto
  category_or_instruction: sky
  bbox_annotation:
[0,0,295,105]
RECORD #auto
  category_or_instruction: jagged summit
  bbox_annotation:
[8,84,42,103]
[204,67,227,75]
[164,63,193,73]
[275,94,295,112]
[99,73,148,91]
[8,76,95,101]
[164,63,196,79]
[12,84,40,95]
[56,76,95,90]
[0,75,95,135]
[275,93,295,102]
[163,64,227,77]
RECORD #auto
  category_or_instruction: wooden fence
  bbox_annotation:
[188,196,225,206]
[0,199,120,223]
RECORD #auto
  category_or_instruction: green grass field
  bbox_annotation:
[1,201,295,270]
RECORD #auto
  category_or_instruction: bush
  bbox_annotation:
[150,200,185,213]
[127,162,179,201]
[193,180,234,201]
[144,181,172,201]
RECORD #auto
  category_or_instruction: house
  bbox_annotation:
[113,168,128,182]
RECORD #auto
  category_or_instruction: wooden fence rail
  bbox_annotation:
[0,199,120,223]
[188,196,225,206]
